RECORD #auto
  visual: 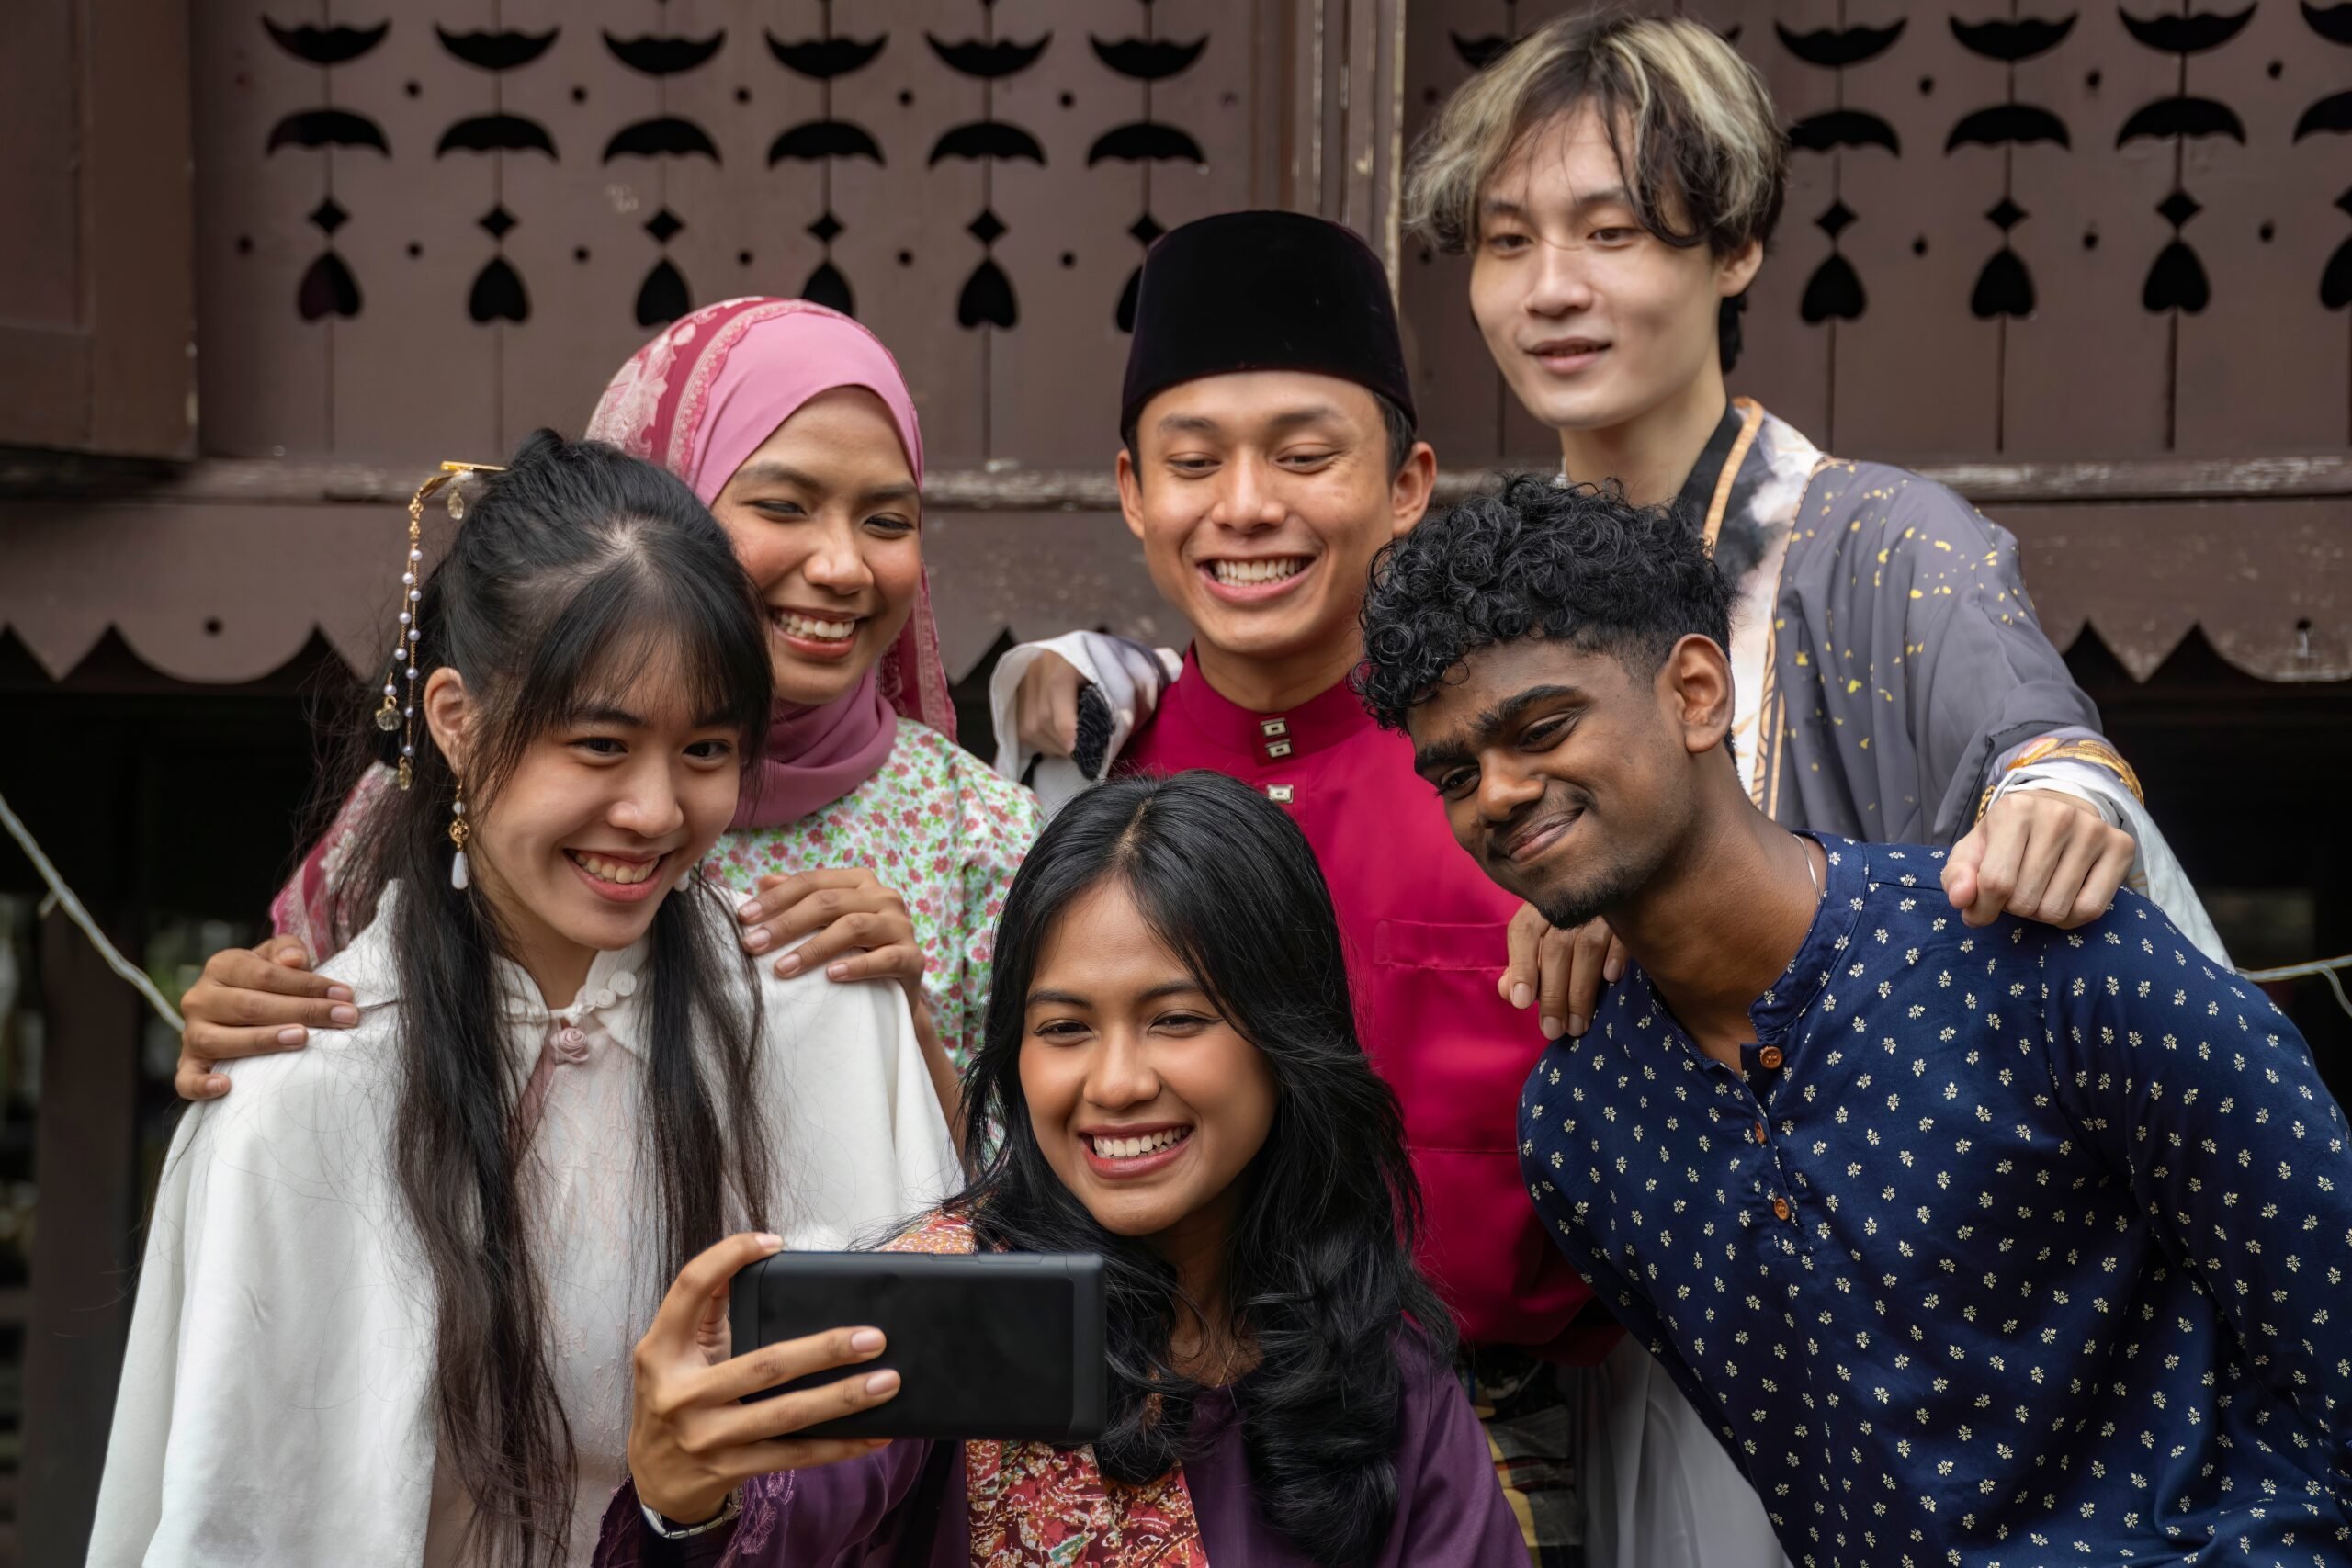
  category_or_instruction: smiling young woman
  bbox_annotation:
[90,434,960,1568]
[174,301,1043,1130]
[600,772,1531,1568]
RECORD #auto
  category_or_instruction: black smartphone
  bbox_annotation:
[730,1250,1108,1443]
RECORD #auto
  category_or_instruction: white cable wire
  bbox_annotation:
[0,788,186,1033]
[2240,953,2352,1020]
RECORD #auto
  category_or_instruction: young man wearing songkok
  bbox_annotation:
[1357,474,2352,1565]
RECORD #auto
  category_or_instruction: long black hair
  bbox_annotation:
[949,770,1452,1566]
[337,430,777,1567]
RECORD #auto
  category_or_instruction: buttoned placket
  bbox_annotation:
[514,966,639,1139]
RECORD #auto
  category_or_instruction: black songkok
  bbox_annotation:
[1119,210,1415,435]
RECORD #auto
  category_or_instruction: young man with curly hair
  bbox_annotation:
[1358,474,2352,1565]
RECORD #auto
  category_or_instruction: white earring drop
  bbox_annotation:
[448,789,470,891]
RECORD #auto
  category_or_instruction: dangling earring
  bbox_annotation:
[448,784,471,891]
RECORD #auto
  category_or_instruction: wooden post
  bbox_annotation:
[18,908,141,1564]
[1280,0,1408,286]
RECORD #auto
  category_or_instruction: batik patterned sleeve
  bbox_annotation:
[2035,894,2352,1489]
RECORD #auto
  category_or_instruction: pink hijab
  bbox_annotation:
[585,297,956,828]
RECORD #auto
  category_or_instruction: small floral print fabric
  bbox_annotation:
[707,717,1038,1068]
[1521,835,2352,1565]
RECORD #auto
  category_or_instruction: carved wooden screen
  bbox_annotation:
[1402,0,2352,466]
[191,0,1283,470]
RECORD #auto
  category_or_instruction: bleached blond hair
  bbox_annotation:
[1405,9,1786,260]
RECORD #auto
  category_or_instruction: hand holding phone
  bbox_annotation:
[627,1232,905,1528]
[732,1247,1107,1443]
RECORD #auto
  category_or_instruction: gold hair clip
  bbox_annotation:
[376,461,506,789]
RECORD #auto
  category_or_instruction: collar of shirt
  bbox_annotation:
[1618,832,1868,1074]
[1155,646,1374,768]
[331,880,655,1070]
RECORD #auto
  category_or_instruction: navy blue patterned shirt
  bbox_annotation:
[1520,837,2352,1566]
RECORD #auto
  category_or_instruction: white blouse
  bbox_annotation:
[88,883,960,1567]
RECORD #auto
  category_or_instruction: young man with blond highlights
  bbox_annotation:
[1407,8,2224,1058]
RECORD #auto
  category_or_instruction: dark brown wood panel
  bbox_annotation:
[1826,0,2007,457]
[2002,4,2177,458]
[327,0,502,463]
[2170,0,2352,456]
[0,0,195,458]
[192,3,339,458]
[17,910,141,1567]
[493,0,673,456]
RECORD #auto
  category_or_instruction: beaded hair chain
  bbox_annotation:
[373,461,503,791]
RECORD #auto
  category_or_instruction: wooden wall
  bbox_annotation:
[1401,0,2352,467]
[191,0,1289,469]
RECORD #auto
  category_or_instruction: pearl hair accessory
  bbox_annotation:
[373,460,503,792]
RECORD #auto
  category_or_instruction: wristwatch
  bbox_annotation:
[639,1486,741,1540]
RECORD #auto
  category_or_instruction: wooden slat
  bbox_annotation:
[2169,1,2352,456]
[1396,0,1506,468]
[1826,0,2006,457]
[326,0,500,461]
[7,447,2350,506]
[2003,2,2177,457]
[17,906,141,1567]
[190,0,330,458]
[826,0,989,468]
[492,0,669,455]
[987,0,1148,468]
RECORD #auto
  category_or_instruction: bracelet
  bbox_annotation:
[639,1486,741,1540]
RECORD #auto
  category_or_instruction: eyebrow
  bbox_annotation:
[567,705,645,728]
[730,461,920,507]
[1412,683,1587,774]
[1479,186,1638,222]
[1156,406,1350,440]
[1026,978,1208,1009]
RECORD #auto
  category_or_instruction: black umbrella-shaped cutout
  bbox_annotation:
[298,250,362,320]
[958,257,1017,329]
[637,258,691,327]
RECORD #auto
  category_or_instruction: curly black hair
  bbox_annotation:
[1354,473,1734,733]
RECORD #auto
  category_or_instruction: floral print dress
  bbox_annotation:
[707,717,1039,1068]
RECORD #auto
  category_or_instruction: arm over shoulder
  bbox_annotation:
[1850,473,2104,842]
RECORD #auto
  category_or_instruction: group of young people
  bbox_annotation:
[93,13,2346,1568]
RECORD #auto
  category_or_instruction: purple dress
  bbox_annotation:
[593,1344,1527,1566]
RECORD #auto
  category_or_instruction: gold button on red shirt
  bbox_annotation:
[1771,1196,1792,1223]
[1758,1045,1784,1070]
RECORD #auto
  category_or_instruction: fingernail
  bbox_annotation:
[329,1004,358,1026]
[1541,1015,1563,1039]
[864,1370,900,1395]
[1567,1014,1587,1036]
[775,952,801,976]
[1511,983,1532,1010]
[1603,958,1623,983]
[850,1329,884,1354]
[755,1232,783,1249]
[206,1075,229,1094]
[827,962,849,980]
[326,985,354,1002]
[743,928,773,953]
[277,1026,306,1046]
[738,901,762,922]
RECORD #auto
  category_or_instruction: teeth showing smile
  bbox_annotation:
[1210,558,1308,587]
[1089,1127,1191,1159]
[570,852,660,886]
[776,611,856,642]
